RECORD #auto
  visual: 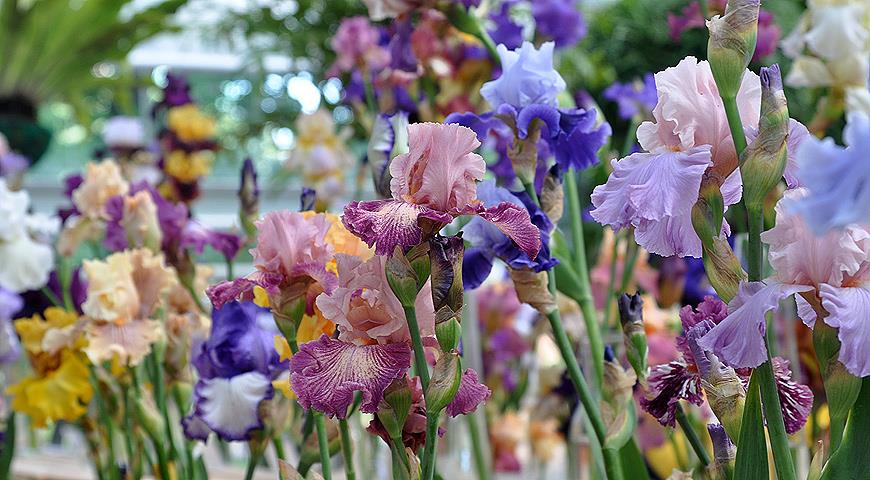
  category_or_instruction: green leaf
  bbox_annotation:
[734,373,769,480]
[618,437,650,480]
[820,378,870,480]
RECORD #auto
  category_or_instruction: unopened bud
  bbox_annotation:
[428,235,464,327]
[707,423,736,476]
[617,293,648,383]
[436,318,462,352]
[426,352,462,414]
[687,323,745,441]
[692,181,726,251]
[386,246,423,308]
[299,187,316,212]
[238,158,259,240]
[706,236,746,302]
[377,377,413,441]
[601,346,637,449]
[741,65,789,209]
[707,0,760,99]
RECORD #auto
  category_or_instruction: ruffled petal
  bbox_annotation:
[205,272,282,310]
[290,335,411,418]
[342,199,451,256]
[590,147,712,231]
[85,319,164,366]
[698,281,813,369]
[640,361,703,427]
[771,357,813,434]
[473,202,541,260]
[819,284,870,377]
[634,213,703,258]
[446,368,492,417]
[195,372,273,441]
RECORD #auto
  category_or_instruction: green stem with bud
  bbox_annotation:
[565,168,605,388]
[466,413,491,480]
[422,412,441,480]
[723,92,796,480]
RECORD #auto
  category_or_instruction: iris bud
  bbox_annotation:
[426,352,462,414]
[707,0,760,99]
[617,293,648,384]
[741,65,789,210]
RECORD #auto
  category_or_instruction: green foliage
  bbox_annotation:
[0,0,185,105]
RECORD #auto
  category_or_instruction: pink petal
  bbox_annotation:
[390,123,484,212]
[472,201,542,260]
[590,147,712,230]
[698,281,812,369]
[290,335,411,418]
[446,368,491,417]
[252,211,334,281]
[819,284,870,377]
[342,199,452,256]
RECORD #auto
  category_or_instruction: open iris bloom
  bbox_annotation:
[343,122,541,259]
[699,189,870,377]
[183,301,288,441]
[447,41,611,187]
[590,56,808,257]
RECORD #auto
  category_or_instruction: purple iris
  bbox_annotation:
[463,181,558,289]
[184,301,287,441]
[488,1,523,50]
[602,73,658,121]
[532,0,587,48]
[104,182,188,254]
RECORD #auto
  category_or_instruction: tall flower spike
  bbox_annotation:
[741,65,789,209]
[707,0,760,98]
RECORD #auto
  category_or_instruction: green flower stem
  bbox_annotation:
[545,272,623,480]
[225,258,234,282]
[59,257,75,312]
[722,93,796,480]
[403,305,431,390]
[565,168,604,387]
[422,412,441,480]
[122,387,143,480]
[40,286,64,308]
[89,368,120,480]
[273,435,287,462]
[243,441,266,480]
[619,238,640,293]
[675,405,711,467]
[314,412,333,480]
[466,412,491,480]
[621,117,640,157]
[602,233,621,329]
[339,419,356,480]
[722,96,748,156]
[389,437,412,480]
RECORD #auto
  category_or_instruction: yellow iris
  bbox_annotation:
[167,104,216,142]
[165,150,213,183]
[7,308,93,428]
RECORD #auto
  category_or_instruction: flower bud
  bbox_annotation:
[122,190,162,253]
[707,0,760,99]
[686,324,745,441]
[386,246,423,309]
[238,158,259,240]
[508,268,555,314]
[426,352,462,414]
[691,180,726,251]
[428,235,464,327]
[377,377,414,441]
[617,293,648,383]
[601,346,638,449]
[740,65,789,210]
[707,237,746,302]
[707,423,735,477]
[435,318,462,353]
[299,187,316,212]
